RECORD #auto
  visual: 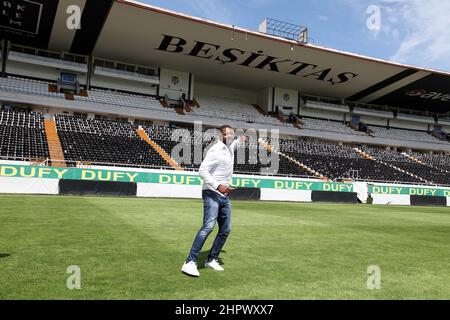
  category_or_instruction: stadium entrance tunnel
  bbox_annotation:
[311,191,359,204]
[410,195,447,207]
[59,180,137,196]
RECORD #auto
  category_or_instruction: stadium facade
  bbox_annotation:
[0,0,449,206]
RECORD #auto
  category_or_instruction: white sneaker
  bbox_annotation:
[181,261,200,277]
[205,259,224,271]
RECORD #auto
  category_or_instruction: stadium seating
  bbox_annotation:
[410,152,450,169]
[55,114,170,168]
[192,95,290,127]
[1,75,449,185]
[369,126,444,144]
[300,117,368,136]
[277,139,425,184]
[139,125,446,184]
[0,76,65,99]
[0,109,50,160]
[1,108,448,185]
[408,151,450,181]
[1,76,448,149]
[359,145,449,185]
[142,124,217,171]
[74,88,168,112]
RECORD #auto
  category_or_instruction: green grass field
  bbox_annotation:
[1,194,450,300]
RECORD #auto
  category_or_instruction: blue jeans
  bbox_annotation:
[186,190,232,263]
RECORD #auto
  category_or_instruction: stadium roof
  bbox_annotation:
[1,0,450,113]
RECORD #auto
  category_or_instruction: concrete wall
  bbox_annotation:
[359,115,388,126]
[91,75,157,95]
[195,82,256,103]
[390,119,429,131]
[274,88,298,115]
[257,88,271,112]
[159,68,190,100]
[6,60,88,84]
[300,107,344,121]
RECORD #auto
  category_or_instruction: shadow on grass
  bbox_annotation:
[197,250,226,270]
[0,253,11,259]
[180,250,227,277]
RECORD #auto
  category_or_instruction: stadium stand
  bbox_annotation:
[191,95,290,127]
[277,139,425,184]
[410,152,450,169]
[75,88,166,112]
[54,114,171,169]
[0,76,64,99]
[359,145,449,185]
[368,126,444,144]
[0,106,448,185]
[300,117,368,136]
[1,72,449,185]
[0,109,50,161]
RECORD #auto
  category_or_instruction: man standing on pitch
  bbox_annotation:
[181,125,247,277]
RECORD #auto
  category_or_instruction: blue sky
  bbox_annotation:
[141,0,450,72]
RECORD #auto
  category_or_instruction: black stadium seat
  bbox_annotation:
[55,114,170,169]
[1,110,449,186]
[0,109,50,161]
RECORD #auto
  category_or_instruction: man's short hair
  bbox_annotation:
[219,125,233,133]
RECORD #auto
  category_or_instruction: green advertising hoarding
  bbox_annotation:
[369,184,450,197]
[0,164,354,192]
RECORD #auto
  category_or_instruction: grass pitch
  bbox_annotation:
[1,194,450,300]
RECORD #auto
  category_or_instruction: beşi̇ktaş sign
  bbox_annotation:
[156,34,359,86]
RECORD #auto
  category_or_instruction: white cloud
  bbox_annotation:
[343,0,450,71]
[187,0,274,25]
[380,0,450,71]
[187,0,234,24]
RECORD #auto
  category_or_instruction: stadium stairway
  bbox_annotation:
[260,139,326,180]
[404,153,426,165]
[406,153,450,175]
[377,159,430,184]
[252,104,268,116]
[184,100,198,112]
[48,84,59,93]
[283,153,326,179]
[64,93,75,101]
[44,119,67,168]
[347,122,371,136]
[355,147,430,185]
[353,147,375,160]
[175,107,185,115]
[159,99,169,108]
[136,127,183,171]
[293,120,303,130]
[78,89,89,97]
[192,98,200,108]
